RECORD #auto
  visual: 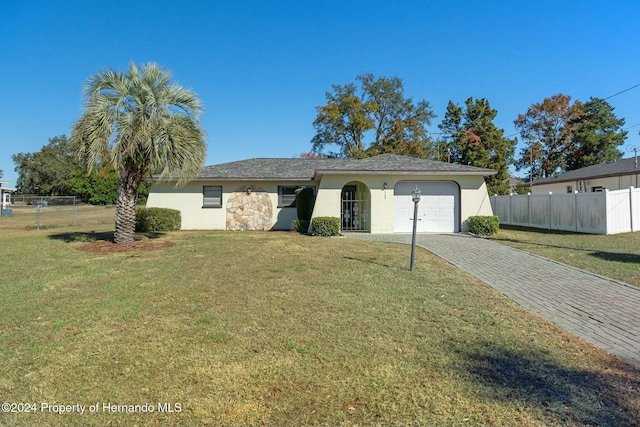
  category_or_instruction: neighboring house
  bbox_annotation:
[0,180,16,211]
[146,154,496,233]
[531,157,640,194]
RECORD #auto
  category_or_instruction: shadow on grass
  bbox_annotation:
[590,251,640,264]
[343,255,397,269]
[48,231,165,243]
[491,235,640,264]
[499,225,580,235]
[462,344,639,426]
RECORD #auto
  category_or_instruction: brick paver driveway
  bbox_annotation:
[348,233,640,368]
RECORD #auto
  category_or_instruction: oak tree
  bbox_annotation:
[12,135,79,195]
[514,93,583,178]
[311,74,435,158]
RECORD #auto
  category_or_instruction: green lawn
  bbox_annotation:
[1,223,639,426]
[489,226,640,287]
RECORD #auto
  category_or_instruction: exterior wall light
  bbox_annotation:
[246,187,252,195]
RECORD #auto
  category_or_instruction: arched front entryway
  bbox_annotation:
[341,181,370,232]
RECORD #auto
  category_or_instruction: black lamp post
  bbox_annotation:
[410,187,421,271]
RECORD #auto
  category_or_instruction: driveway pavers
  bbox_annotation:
[348,232,640,368]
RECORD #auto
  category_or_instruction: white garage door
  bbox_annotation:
[394,181,459,233]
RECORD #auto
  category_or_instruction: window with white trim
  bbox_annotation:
[203,185,222,208]
[278,186,298,208]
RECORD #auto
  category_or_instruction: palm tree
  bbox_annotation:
[70,62,206,243]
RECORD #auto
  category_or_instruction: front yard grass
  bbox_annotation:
[1,225,639,426]
[489,226,640,287]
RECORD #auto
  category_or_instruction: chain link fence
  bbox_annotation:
[10,194,78,206]
[0,195,116,230]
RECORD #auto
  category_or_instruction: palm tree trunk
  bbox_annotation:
[114,173,139,244]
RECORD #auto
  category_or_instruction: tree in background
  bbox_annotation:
[565,97,626,170]
[68,165,117,205]
[513,181,531,195]
[514,94,583,179]
[11,135,147,204]
[70,62,207,243]
[69,166,150,205]
[438,98,515,195]
[311,74,435,158]
[12,135,79,195]
[299,151,320,158]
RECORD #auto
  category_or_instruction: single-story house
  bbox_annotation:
[531,157,640,194]
[0,180,16,211]
[146,154,496,233]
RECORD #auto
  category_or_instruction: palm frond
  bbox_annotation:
[70,62,206,183]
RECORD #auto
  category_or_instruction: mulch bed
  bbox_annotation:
[77,240,177,253]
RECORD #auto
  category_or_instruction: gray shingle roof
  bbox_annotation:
[315,154,496,176]
[194,154,496,181]
[197,158,346,180]
[532,157,640,186]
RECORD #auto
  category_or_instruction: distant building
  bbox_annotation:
[0,180,16,211]
[531,157,640,194]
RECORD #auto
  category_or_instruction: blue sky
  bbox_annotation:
[1,0,639,188]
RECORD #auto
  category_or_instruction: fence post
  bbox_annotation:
[509,194,513,225]
[548,192,553,230]
[528,192,532,227]
[630,187,635,232]
[604,189,610,234]
[574,191,579,232]
[36,204,41,230]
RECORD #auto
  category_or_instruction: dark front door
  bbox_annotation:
[341,185,363,231]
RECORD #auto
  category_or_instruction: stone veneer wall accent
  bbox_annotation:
[226,187,273,231]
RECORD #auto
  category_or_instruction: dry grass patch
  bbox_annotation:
[0,204,115,231]
[0,227,639,426]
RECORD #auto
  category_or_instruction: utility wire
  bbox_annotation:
[603,83,640,100]
[435,84,640,141]
[604,84,640,136]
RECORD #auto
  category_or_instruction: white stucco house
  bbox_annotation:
[531,157,640,194]
[0,180,16,212]
[146,154,496,233]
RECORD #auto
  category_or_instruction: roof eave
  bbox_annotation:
[199,177,316,181]
[314,169,496,178]
[152,176,317,182]
[532,169,640,186]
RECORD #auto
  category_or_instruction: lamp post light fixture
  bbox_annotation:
[410,187,421,271]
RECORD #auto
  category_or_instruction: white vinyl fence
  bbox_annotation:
[490,187,640,235]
